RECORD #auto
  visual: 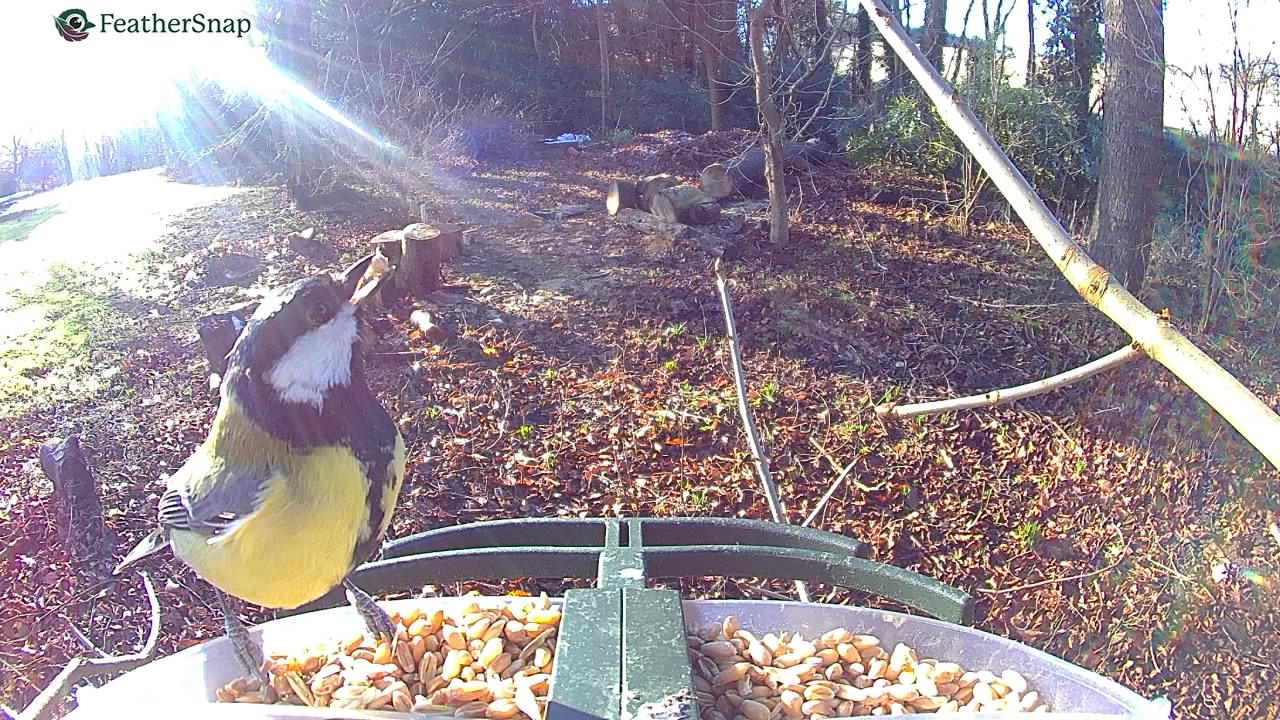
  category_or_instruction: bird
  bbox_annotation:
[114,252,406,680]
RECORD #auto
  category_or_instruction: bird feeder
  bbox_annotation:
[66,518,1171,719]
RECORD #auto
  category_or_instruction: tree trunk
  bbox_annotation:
[1088,0,1164,294]
[851,6,872,99]
[1025,0,1037,85]
[748,2,789,246]
[699,0,734,131]
[922,0,948,72]
[880,0,906,98]
[596,0,611,132]
[1069,0,1102,137]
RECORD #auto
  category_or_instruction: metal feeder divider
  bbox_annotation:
[291,517,975,720]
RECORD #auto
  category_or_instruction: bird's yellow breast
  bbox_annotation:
[170,446,373,609]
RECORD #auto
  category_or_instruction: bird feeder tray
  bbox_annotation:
[66,518,1170,720]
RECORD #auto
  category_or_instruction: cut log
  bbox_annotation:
[649,185,722,225]
[699,163,735,200]
[638,174,680,209]
[721,140,833,197]
[39,436,106,560]
[606,180,638,216]
[197,299,260,375]
[613,207,691,241]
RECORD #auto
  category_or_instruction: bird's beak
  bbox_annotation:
[340,252,393,308]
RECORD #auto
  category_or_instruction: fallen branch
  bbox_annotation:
[15,572,161,720]
[858,0,1280,471]
[802,455,861,529]
[877,344,1144,421]
[713,258,810,603]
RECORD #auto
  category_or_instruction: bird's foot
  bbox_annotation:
[218,591,266,684]
[344,578,396,644]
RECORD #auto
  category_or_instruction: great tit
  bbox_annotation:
[115,253,406,678]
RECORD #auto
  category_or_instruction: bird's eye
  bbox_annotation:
[306,302,331,327]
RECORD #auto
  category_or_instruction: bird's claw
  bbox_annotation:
[344,578,396,644]
[219,592,266,684]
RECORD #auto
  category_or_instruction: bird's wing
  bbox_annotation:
[158,460,272,538]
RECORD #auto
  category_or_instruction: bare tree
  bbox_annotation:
[748,1,790,246]
[1026,0,1036,84]
[1089,0,1164,293]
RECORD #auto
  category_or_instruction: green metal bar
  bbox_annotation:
[291,546,601,614]
[621,589,695,720]
[598,518,646,590]
[638,517,870,558]
[645,545,975,625]
[549,589,623,720]
[382,519,608,558]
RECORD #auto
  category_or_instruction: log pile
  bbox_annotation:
[607,175,721,225]
[698,139,833,199]
[604,139,833,256]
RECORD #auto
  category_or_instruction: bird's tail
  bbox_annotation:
[113,529,171,575]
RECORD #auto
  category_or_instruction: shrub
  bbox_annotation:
[845,73,1094,223]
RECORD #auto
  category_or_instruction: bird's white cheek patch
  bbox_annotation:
[266,310,357,408]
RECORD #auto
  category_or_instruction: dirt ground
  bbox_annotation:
[0,135,1277,719]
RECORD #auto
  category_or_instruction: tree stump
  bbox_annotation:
[649,185,722,225]
[606,180,638,216]
[39,436,107,560]
[370,229,407,306]
[398,222,464,297]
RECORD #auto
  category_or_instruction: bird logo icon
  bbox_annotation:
[54,9,95,41]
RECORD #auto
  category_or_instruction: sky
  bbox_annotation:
[0,1,1277,145]
[942,0,1280,130]
[0,0,259,142]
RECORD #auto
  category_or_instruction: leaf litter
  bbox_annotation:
[0,131,1277,719]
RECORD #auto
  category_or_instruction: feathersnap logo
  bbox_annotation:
[54,9,95,41]
[52,8,252,42]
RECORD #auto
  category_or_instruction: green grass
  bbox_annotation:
[0,206,63,245]
[0,263,131,415]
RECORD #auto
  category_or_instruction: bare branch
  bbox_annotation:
[16,572,161,720]
[713,258,810,603]
[877,344,1145,421]
[802,455,861,528]
[856,0,1280,471]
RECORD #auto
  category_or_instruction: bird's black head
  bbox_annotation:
[225,254,389,413]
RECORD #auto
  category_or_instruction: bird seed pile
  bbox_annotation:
[688,615,1052,716]
[216,595,560,717]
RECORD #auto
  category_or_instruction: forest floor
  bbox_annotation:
[1,130,1278,719]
